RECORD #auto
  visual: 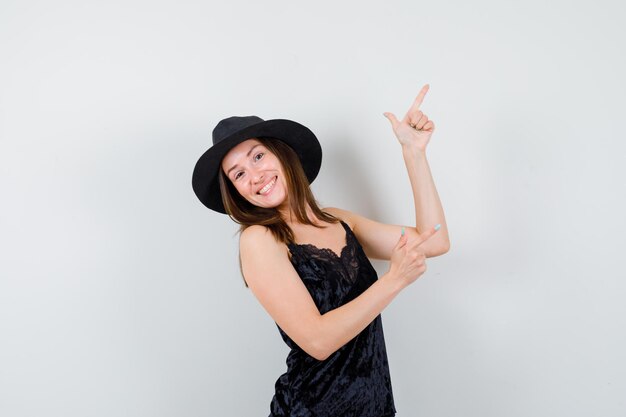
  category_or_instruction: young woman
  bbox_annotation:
[192,84,450,417]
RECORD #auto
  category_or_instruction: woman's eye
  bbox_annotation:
[234,172,243,180]
[254,152,264,161]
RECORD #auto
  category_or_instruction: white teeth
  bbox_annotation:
[259,177,276,195]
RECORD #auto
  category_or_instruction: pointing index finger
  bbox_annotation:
[408,84,430,113]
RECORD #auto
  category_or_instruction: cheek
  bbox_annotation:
[279,177,289,193]
[235,183,248,197]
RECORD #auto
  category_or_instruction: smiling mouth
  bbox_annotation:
[258,176,277,195]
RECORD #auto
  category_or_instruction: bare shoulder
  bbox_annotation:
[324,206,448,260]
[237,224,327,360]
[322,206,379,240]
[240,224,286,259]
[323,206,399,259]
[240,224,275,246]
[240,224,271,240]
[238,224,293,294]
[322,206,356,229]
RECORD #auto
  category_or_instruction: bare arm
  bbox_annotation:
[324,206,447,260]
[316,272,402,360]
[384,84,450,253]
[402,145,449,252]
[316,224,437,359]
[240,224,433,361]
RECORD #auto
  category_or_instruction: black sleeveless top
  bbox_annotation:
[268,220,397,417]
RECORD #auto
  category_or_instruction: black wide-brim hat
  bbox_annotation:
[192,115,322,214]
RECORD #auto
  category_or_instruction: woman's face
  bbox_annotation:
[221,139,289,211]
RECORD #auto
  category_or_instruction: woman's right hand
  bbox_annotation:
[387,225,440,290]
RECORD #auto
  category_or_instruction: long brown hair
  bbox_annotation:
[218,137,338,287]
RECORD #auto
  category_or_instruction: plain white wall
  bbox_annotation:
[1,0,625,416]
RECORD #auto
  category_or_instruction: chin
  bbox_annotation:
[250,197,286,210]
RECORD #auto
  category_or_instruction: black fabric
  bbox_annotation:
[268,220,397,417]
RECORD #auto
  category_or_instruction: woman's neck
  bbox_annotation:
[280,204,323,226]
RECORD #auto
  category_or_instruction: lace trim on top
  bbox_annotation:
[287,220,361,284]
[287,220,353,260]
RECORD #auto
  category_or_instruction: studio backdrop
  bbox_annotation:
[1,0,625,416]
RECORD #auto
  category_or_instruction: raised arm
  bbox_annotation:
[240,224,436,361]
[382,84,450,253]
[321,86,450,260]
[323,207,446,260]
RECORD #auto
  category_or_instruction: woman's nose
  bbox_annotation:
[251,169,264,184]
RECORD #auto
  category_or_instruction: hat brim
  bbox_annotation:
[192,119,322,214]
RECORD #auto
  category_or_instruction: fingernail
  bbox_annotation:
[434,224,441,231]
[401,227,405,236]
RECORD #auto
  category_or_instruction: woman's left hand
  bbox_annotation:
[383,84,435,151]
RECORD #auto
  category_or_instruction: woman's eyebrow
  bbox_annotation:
[226,144,262,176]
